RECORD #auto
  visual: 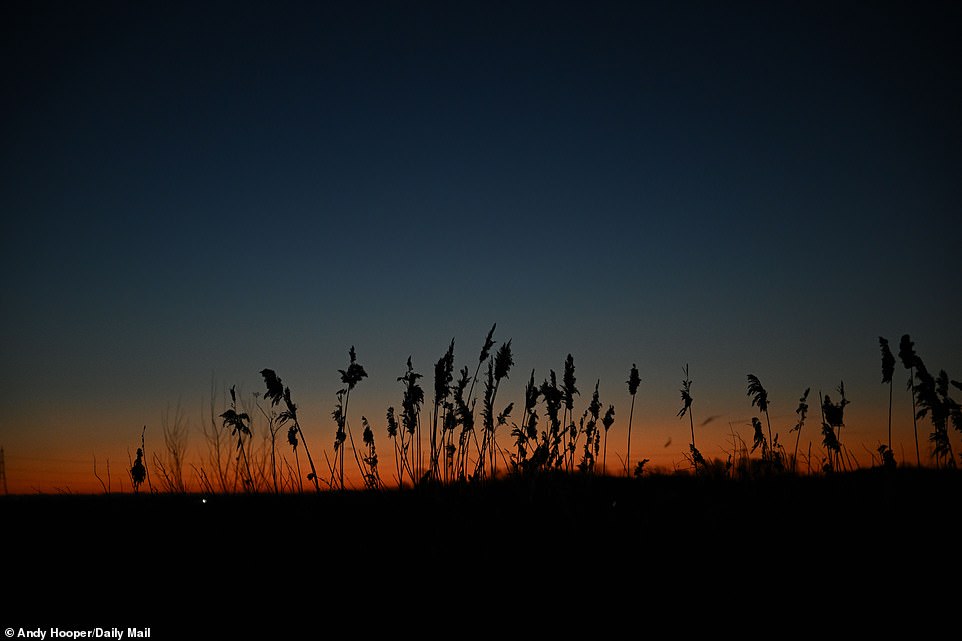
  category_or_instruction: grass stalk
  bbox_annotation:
[790,388,810,473]
[261,369,321,492]
[432,339,456,482]
[678,364,704,473]
[899,335,921,466]
[626,364,640,476]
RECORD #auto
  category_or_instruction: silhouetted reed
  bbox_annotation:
[431,339,455,482]
[879,337,896,451]
[950,379,962,467]
[480,360,496,478]
[820,382,848,472]
[397,357,424,484]
[443,325,497,482]
[108,325,962,495]
[137,425,152,493]
[220,385,254,490]
[464,325,495,444]
[489,340,514,477]
[539,370,564,470]
[359,416,382,489]
[332,346,368,490]
[261,368,321,492]
[789,388,810,473]
[751,417,766,459]
[385,406,407,489]
[510,369,541,475]
[678,364,704,471]
[577,381,602,474]
[474,336,515,482]
[893,336,962,468]
[561,354,579,472]
[601,402,615,475]
[468,324,496,400]
[898,334,921,466]
[130,446,146,493]
[626,364,641,476]
[746,374,773,464]
[470,339,514,480]
[452,365,474,481]
[914,363,957,469]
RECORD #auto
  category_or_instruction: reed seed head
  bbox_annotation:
[562,354,578,410]
[494,339,514,382]
[746,374,769,413]
[602,404,615,431]
[898,334,916,370]
[260,368,285,407]
[627,364,641,396]
[677,364,693,418]
[479,323,496,363]
[879,336,896,384]
[434,338,456,406]
[338,345,368,390]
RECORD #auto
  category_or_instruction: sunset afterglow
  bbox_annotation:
[1,1,959,496]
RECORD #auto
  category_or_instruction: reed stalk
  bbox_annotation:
[898,335,921,466]
[626,364,640,477]
[220,385,254,491]
[790,388,810,473]
[261,368,320,492]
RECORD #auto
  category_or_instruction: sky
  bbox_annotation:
[1,0,960,494]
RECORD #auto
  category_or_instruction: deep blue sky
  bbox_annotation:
[2,0,960,490]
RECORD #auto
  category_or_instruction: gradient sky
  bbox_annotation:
[2,0,960,493]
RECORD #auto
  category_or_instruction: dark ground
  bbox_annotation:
[3,467,957,635]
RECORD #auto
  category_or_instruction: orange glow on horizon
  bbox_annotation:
[1,402,945,495]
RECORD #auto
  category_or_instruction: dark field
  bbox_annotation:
[4,468,957,635]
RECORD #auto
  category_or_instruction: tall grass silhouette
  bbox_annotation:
[220,385,253,490]
[452,364,474,481]
[332,346,368,490]
[397,356,424,484]
[509,369,541,475]
[913,360,955,469]
[540,370,564,470]
[130,446,146,493]
[789,387,810,473]
[601,401,615,475]
[385,406,404,488]
[751,417,766,461]
[478,339,513,480]
[898,334,921,466]
[359,416,382,489]
[449,324,497,482]
[626,364,640,476]
[820,382,848,472]
[261,368,321,492]
[577,380,602,473]
[746,374,776,469]
[894,336,960,469]
[678,364,704,471]
[101,325,962,496]
[431,339,455,482]
[879,336,897,467]
[561,354,579,472]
